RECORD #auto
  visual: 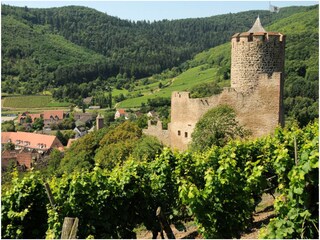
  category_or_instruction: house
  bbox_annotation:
[73,112,93,125]
[89,106,100,110]
[1,148,40,171]
[135,111,143,118]
[147,111,159,119]
[114,109,128,120]
[1,132,64,154]
[17,112,42,124]
[43,110,65,129]
[73,126,87,138]
[1,115,17,123]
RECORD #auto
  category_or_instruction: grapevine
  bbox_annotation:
[1,121,318,239]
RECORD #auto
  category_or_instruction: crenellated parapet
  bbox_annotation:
[143,120,170,146]
[231,32,285,43]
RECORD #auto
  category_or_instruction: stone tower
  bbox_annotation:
[96,114,104,130]
[231,16,285,93]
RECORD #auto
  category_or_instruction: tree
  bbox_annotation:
[3,142,15,151]
[190,81,222,98]
[108,90,112,108]
[46,149,63,176]
[25,115,32,123]
[59,128,108,174]
[135,115,148,129]
[32,118,44,131]
[190,105,249,151]
[2,120,15,132]
[132,136,163,161]
[16,124,26,132]
[56,130,67,146]
[59,117,75,130]
[95,121,142,169]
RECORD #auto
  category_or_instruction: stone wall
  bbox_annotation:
[143,120,170,146]
[168,72,283,150]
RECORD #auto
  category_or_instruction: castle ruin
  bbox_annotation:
[144,17,285,151]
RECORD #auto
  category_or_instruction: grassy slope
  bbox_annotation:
[266,6,319,69]
[117,43,230,108]
[117,6,318,109]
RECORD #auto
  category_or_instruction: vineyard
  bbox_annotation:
[1,121,318,239]
[2,95,70,109]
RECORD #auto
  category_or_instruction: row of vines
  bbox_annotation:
[1,121,318,239]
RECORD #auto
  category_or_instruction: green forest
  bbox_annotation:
[0,4,316,86]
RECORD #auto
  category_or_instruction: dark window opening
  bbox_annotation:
[185,132,188,138]
[178,130,181,136]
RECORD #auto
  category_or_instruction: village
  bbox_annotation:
[1,107,159,172]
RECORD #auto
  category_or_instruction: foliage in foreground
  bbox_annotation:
[1,172,48,239]
[1,121,318,239]
[259,122,319,238]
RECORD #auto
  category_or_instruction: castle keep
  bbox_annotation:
[144,17,285,150]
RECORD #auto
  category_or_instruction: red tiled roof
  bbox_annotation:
[1,132,63,151]
[43,110,64,120]
[117,109,126,114]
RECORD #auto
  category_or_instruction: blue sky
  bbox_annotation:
[1,1,318,21]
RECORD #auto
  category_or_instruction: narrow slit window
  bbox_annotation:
[185,132,188,138]
[178,130,181,136]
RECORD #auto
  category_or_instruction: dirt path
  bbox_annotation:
[136,221,200,239]
[136,194,275,239]
[241,194,276,239]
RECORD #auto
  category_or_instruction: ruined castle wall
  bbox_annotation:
[169,72,283,150]
[231,34,285,93]
[143,120,170,146]
[169,92,218,150]
[169,90,246,150]
[144,27,285,151]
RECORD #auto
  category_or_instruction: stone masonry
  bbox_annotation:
[143,17,285,151]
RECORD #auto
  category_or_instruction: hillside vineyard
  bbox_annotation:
[144,17,285,150]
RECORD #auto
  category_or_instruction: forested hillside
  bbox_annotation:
[1,4,316,95]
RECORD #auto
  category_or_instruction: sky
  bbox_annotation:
[1,0,318,22]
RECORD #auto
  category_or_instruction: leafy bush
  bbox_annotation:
[190,105,249,150]
[189,81,222,98]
